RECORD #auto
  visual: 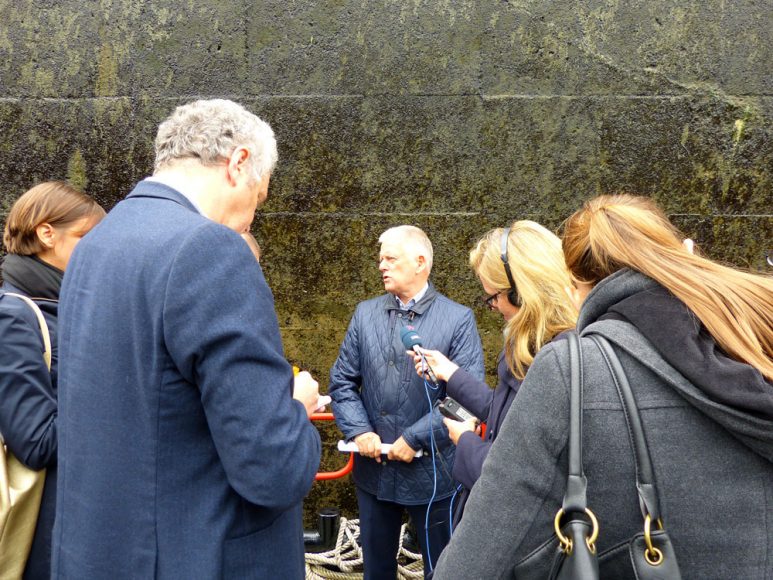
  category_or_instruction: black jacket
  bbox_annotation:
[446,351,521,524]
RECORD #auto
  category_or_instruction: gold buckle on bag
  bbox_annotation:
[554,508,599,554]
[644,514,664,566]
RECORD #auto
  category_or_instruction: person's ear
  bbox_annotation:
[35,223,57,249]
[564,284,581,312]
[564,280,593,312]
[226,147,250,185]
[415,255,427,273]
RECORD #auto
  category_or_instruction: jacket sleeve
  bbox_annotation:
[432,343,571,579]
[162,225,320,512]
[329,308,374,441]
[0,302,57,470]
[401,406,451,452]
[445,366,493,421]
[451,432,491,489]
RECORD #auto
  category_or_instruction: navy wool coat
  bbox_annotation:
[52,181,321,579]
[447,334,567,527]
[0,283,58,579]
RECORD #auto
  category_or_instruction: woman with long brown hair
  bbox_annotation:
[432,195,773,579]
[0,182,104,579]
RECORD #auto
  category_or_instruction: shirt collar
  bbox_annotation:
[395,282,429,310]
[143,176,204,215]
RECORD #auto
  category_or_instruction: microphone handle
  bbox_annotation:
[413,346,440,387]
[425,364,440,387]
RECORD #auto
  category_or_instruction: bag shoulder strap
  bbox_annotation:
[3,293,52,372]
[562,331,588,513]
[588,333,661,522]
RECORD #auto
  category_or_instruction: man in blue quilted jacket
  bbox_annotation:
[330,225,484,579]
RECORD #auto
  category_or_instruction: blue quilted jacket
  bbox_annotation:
[329,283,484,504]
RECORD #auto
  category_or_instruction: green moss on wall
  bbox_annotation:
[1,0,771,526]
[66,149,89,191]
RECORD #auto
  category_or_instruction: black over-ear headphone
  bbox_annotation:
[500,226,521,307]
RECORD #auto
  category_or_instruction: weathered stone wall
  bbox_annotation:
[1,0,771,523]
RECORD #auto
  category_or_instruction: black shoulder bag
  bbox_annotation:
[513,332,681,579]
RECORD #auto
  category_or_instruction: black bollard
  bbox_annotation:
[304,507,341,553]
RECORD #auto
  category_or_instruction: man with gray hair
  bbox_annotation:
[330,225,484,579]
[53,99,322,578]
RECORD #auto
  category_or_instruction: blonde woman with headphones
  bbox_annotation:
[409,220,576,528]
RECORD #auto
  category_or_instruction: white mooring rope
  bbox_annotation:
[305,518,424,580]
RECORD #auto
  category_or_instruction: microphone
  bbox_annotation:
[400,326,440,387]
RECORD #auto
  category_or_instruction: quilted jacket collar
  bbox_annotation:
[382,281,438,315]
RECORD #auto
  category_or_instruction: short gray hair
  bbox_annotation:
[379,225,434,272]
[153,99,278,181]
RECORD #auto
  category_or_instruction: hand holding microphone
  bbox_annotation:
[400,326,459,383]
[409,348,459,383]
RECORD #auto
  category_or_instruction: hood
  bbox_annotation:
[579,269,773,463]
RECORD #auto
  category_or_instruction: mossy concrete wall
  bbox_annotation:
[1,0,771,522]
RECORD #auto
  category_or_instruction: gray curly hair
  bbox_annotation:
[153,99,278,181]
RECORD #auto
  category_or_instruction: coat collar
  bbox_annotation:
[382,281,438,315]
[125,180,200,214]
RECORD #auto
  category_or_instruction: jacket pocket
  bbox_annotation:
[222,517,304,580]
[222,525,273,579]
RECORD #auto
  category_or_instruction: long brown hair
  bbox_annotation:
[470,221,576,379]
[562,194,773,380]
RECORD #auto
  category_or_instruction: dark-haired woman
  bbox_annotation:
[0,182,104,579]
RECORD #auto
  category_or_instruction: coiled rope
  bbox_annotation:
[305,518,424,580]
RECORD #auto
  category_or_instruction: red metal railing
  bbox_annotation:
[311,412,354,481]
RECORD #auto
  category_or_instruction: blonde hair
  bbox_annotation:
[3,181,105,255]
[470,221,577,379]
[562,194,773,381]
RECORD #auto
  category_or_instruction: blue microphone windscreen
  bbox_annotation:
[400,326,423,349]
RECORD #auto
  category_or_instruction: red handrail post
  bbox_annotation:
[311,412,354,480]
